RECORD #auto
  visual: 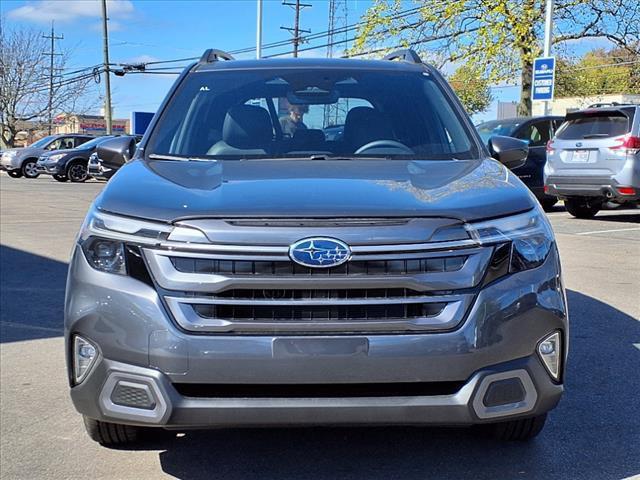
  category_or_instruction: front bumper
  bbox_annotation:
[36,160,64,176]
[66,246,568,428]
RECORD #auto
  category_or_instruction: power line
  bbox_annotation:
[281,0,312,58]
[42,22,63,134]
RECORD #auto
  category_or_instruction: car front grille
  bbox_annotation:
[142,226,492,334]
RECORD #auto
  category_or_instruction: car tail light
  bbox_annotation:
[611,134,640,153]
[546,140,555,154]
[618,186,636,195]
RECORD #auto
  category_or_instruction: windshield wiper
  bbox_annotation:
[148,153,213,162]
[582,134,610,139]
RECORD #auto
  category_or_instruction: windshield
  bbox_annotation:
[475,120,520,145]
[29,135,56,148]
[75,136,113,150]
[146,68,479,160]
[555,110,633,139]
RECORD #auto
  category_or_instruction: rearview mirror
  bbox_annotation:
[97,137,136,170]
[488,135,528,169]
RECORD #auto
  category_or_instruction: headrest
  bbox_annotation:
[343,107,394,150]
[223,104,272,149]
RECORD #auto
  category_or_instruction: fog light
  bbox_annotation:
[538,332,561,381]
[74,335,98,384]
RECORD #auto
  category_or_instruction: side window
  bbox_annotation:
[46,138,63,150]
[75,137,91,147]
[516,121,551,147]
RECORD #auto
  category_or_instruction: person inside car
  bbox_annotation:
[280,104,308,137]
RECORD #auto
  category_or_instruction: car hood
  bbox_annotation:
[96,158,536,223]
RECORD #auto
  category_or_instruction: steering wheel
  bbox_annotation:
[355,140,414,155]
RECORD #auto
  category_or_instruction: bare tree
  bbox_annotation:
[0,24,97,148]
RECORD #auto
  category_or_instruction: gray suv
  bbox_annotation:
[65,49,567,446]
[1,134,94,179]
[545,105,640,218]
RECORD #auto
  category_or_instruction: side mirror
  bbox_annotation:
[488,135,528,169]
[97,136,136,169]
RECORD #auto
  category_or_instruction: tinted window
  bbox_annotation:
[74,136,111,150]
[516,121,551,147]
[147,69,479,160]
[556,111,632,139]
[475,120,520,144]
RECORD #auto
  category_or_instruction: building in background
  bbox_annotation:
[497,101,519,120]
[53,114,129,135]
[533,94,640,116]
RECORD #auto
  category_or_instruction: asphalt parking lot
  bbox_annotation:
[1,174,639,480]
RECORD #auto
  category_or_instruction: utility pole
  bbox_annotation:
[542,0,554,115]
[281,0,311,57]
[256,0,263,59]
[42,22,63,135]
[101,0,113,134]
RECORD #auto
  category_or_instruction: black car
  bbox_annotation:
[476,116,564,210]
[36,136,117,182]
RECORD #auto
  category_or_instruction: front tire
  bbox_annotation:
[21,159,39,178]
[565,197,602,219]
[82,416,143,446]
[67,161,88,183]
[486,413,547,441]
[7,170,23,178]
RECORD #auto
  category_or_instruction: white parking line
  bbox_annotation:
[576,227,640,236]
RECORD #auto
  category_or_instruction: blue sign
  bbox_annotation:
[130,111,155,136]
[532,57,556,101]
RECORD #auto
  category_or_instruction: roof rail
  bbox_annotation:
[198,49,235,65]
[383,49,422,64]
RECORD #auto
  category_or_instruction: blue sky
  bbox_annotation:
[2,0,603,123]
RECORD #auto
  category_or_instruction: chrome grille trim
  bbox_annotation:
[165,295,471,333]
[143,246,492,293]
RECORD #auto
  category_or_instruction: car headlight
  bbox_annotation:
[47,153,66,162]
[466,208,554,272]
[78,207,208,275]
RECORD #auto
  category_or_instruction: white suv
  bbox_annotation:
[545,105,640,218]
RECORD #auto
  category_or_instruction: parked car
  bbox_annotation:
[87,135,141,181]
[66,49,567,446]
[1,134,94,179]
[36,135,117,182]
[545,105,640,218]
[476,116,564,210]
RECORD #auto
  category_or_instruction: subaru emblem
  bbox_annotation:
[576,142,583,148]
[289,237,351,268]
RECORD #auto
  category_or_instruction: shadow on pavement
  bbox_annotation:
[0,245,67,343]
[139,290,638,480]
[587,212,640,224]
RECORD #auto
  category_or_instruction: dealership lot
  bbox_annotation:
[1,174,638,480]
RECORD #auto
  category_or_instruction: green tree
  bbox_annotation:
[352,0,640,115]
[448,64,493,115]
[555,49,639,97]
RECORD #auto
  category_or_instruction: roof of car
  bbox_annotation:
[193,57,431,74]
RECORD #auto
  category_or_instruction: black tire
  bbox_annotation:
[487,413,548,441]
[67,160,88,183]
[541,197,558,212]
[565,197,602,219]
[7,170,23,178]
[21,159,39,178]
[82,416,142,446]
